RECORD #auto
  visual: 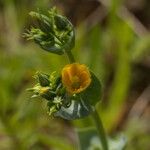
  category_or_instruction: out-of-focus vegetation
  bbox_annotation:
[0,0,149,149]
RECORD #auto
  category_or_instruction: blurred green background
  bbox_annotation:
[0,0,150,149]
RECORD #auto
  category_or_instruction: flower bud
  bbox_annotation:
[24,8,75,55]
[54,15,69,31]
[36,72,50,87]
[29,11,53,33]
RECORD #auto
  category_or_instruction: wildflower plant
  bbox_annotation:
[24,7,126,150]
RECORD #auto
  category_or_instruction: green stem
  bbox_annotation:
[65,50,75,63]
[92,109,108,150]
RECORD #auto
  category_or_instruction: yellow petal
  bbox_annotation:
[61,63,91,94]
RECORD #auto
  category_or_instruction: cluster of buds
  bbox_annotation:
[24,7,75,55]
[28,72,72,115]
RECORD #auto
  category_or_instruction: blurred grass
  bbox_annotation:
[0,0,150,149]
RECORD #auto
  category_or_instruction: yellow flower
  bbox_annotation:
[61,63,91,94]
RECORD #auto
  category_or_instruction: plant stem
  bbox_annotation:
[92,109,108,150]
[65,49,108,149]
[65,50,75,63]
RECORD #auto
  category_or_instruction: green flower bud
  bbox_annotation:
[36,72,50,87]
[29,11,53,33]
[54,15,69,31]
[24,8,75,55]
[28,71,65,102]
[27,84,55,100]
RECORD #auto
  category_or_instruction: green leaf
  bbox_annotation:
[77,128,127,150]
[54,99,93,120]
[81,72,102,106]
